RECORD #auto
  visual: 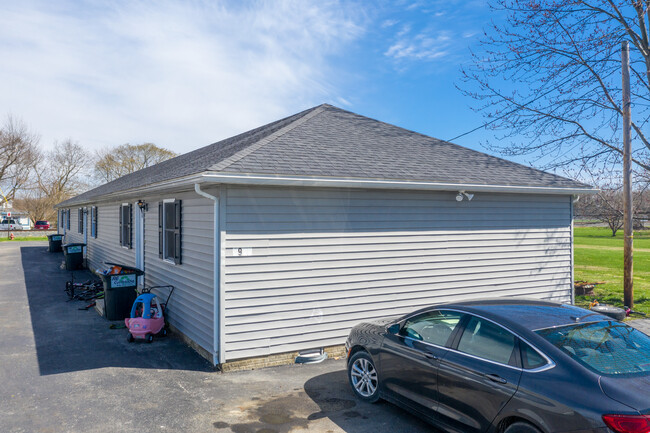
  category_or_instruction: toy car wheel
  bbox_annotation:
[146,333,154,343]
[161,328,167,336]
[126,333,134,343]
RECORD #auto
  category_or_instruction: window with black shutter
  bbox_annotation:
[119,204,132,248]
[78,208,84,234]
[91,206,98,238]
[159,200,182,264]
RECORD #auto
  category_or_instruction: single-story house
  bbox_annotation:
[56,104,594,366]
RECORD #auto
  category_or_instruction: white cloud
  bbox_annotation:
[381,19,399,28]
[0,0,365,153]
[382,0,488,68]
[385,30,451,61]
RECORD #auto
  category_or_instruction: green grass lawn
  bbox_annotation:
[0,236,48,242]
[574,227,650,315]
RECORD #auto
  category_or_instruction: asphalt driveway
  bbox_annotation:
[0,241,433,433]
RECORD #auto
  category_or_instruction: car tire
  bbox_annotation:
[348,351,380,403]
[126,333,134,343]
[146,333,154,343]
[504,421,541,433]
[591,305,627,321]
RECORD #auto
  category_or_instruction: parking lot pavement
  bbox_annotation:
[0,241,433,433]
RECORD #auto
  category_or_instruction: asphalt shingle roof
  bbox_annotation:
[58,104,590,207]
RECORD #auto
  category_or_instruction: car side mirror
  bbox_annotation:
[387,323,400,334]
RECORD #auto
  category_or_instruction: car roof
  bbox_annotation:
[412,298,610,332]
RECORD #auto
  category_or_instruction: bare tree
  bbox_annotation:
[14,139,91,223]
[460,0,650,174]
[35,139,92,201]
[577,189,626,235]
[0,115,39,201]
[95,143,177,183]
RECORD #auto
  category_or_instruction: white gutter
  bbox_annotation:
[194,183,222,366]
[201,173,597,195]
[57,170,597,209]
[55,174,205,208]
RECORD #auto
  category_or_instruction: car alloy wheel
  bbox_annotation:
[348,352,379,402]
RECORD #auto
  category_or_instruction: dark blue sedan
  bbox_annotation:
[345,299,650,433]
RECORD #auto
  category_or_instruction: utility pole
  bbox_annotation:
[622,40,634,309]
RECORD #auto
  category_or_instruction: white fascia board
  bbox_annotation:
[200,172,597,195]
[57,170,597,209]
[55,174,204,208]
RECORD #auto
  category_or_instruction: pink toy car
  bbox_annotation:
[125,287,174,343]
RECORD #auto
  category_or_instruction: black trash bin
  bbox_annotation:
[99,263,144,321]
[62,243,86,270]
[47,234,64,252]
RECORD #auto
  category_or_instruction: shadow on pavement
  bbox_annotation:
[21,245,213,375]
[303,368,436,433]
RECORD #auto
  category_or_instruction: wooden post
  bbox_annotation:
[622,41,634,308]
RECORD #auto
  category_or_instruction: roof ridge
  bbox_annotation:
[209,105,327,172]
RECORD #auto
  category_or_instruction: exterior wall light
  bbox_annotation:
[137,200,148,211]
[456,191,474,202]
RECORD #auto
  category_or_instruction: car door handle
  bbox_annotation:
[485,374,507,384]
[424,352,439,360]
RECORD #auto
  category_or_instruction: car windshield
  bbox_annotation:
[36,221,47,224]
[536,321,650,376]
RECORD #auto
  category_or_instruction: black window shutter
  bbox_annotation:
[93,207,98,238]
[119,205,123,245]
[67,209,70,230]
[128,204,133,249]
[158,202,163,258]
[174,200,182,264]
[78,209,83,234]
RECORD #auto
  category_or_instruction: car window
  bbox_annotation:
[400,310,463,346]
[457,316,517,365]
[536,321,650,376]
[520,341,548,369]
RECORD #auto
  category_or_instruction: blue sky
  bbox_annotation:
[1,0,515,163]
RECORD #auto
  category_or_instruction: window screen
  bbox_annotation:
[91,207,98,238]
[78,208,84,234]
[119,204,132,248]
[159,200,182,264]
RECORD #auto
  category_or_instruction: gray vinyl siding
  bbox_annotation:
[223,186,572,360]
[143,191,215,355]
[61,208,82,244]
[62,191,216,357]
[86,204,135,271]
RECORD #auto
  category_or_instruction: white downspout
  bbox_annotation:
[194,183,221,366]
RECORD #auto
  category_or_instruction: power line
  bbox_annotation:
[446,75,579,142]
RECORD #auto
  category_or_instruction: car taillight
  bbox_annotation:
[603,414,650,433]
